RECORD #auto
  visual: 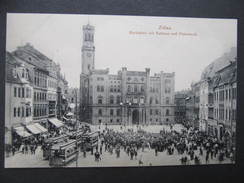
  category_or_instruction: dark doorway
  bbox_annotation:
[132,109,139,124]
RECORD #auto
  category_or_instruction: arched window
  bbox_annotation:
[166,109,170,116]
[166,97,170,104]
[116,96,120,104]
[98,96,103,104]
[110,95,114,104]
[155,98,159,104]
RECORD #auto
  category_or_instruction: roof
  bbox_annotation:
[91,69,109,75]
[213,61,237,87]
[6,52,23,84]
[201,47,236,80]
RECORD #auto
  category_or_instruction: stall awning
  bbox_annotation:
[48,118,64,128]
[14,126,32,137]
[34,123,48,133]
[26,124,42,135]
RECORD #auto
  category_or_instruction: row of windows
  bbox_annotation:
[48,79,57,89]
[34,71,47,88]
[14,87,32,98]
[127,85,144,93]
[34,92,47,102]
[214,87,237,102]
[97,85,104,92]
[97,77,104,81]
[214,108,236,121]
[150,87,159,93]
[127,77,145,82]
[13,107,32,118]
[165,88,171,93]
[33,104,48,117]
[110,85,121,93]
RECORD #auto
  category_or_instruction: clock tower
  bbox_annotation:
[81,23,95,74]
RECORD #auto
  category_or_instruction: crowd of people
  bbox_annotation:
[87,125,235,165]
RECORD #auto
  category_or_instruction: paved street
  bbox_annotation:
[5,124,233,168]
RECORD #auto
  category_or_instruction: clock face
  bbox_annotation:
[87,53,92,57]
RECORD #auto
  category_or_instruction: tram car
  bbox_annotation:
[80,131,99,151]
[49,139,78,167]
[68,130,86,145]
[42,135,69,160]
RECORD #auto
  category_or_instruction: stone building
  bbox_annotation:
[213,60,236,144]
[174,93,187,124]
[80,23,175,125]
[6,43,68,143]
[5,52,33,145]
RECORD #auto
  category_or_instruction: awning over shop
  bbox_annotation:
[34,123,48,133]
[26,124,42,135]
[14,126,32,137]
[48,118,64,128]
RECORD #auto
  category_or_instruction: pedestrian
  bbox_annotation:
[11,146,16,156]
[205,153,209,164]
[100,145,103,155]
[155,147,158,156]
[83,149,86,158]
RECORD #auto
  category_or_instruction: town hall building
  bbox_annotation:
[80,23,175,125]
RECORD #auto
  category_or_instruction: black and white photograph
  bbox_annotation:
[4,13,237,168]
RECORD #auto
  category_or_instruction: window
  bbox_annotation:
[141,85,144,92]
[101,86,104,92]
[134,85,138,92]
[127,85,131,92]
[155,98,159,104]
[18,88,21,97]
[166,109,170,116]
[110,109,114,116]
[98,109,102,116]
[22,107,25,117]
[110,86,113,92]
[14,87,17,97]
[116,96,120,104]
[18,107,20,117]
[166,97,170,105]
[14,107,16,117]
[117,119,120,123]
[150,97,153,104]
[155,109,159,115]
[110,95,114,104]
[98,96,103,104]
[116,109,120,116]
[150,109,153,115]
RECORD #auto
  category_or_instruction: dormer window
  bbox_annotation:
[13,68,17,78]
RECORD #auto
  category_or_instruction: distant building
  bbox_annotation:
[174,93,186,124]
[80,23,175,125]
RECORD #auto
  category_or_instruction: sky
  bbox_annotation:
[6,13,237,91]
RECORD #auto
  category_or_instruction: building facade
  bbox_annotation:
[5,52,33,145]
[213,61,237,144]
[5,43,68,146]
[80,23,175,125]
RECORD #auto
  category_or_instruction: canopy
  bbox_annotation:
[48,118,64,128]
[14,126,32,137]
[34,123,48,133]
[26,124,42,135]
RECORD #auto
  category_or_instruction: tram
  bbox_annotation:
[42,135,69,160]
[68,130,86,145]
[49,139,78,167]
[80,131,99,151]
